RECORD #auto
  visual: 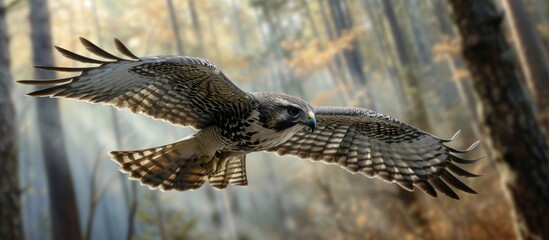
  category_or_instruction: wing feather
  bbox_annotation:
[79,37,129,61]
[269,106,481,200]
[18,77,73,85]
[33,65,96,72]
[114,38,140,60]
[20,38,255,129]
[54,46,111,64]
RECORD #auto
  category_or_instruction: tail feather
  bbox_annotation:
[209,155,248,190]
[110,137,208,191]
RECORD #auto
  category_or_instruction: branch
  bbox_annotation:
[84,150,105,240]
[126,182,139,240]
[153,192,168,240]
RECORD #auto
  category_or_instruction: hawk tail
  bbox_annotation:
[209,155,248,190]
[110,137,208,191]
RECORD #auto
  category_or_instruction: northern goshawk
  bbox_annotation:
[20,38,480,199]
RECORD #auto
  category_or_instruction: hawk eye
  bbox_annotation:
[287,106,301,116]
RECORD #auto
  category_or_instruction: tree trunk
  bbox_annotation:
[327,0,371,91]
[255,6,303,96]
[188,0,204,55]
[231,0,246,50]
[166,0,185,55]
[153,192,168,240]
[301,0,350,103]
[381,0,430,130]
[0,1,23,239]
[447,0,549,239]
[126,183,137,240]
[29,0,83,239]
[318,0,350,95]
[501,0,549,135]
[432,0,454,37]
[382,0,410,69]
[314,0,351,103]
[301,0,320,38]
[534,0,548,24]
[410,0,431,65]
[362,0,406,110]
[207,1,221,60]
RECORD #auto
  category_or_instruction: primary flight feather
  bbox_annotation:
[20,37,481,199]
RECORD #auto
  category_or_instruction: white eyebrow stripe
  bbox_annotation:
[276,98,292,106]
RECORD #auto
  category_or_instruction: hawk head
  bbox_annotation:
[253,92,316,133]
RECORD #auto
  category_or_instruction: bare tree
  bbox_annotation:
[501,0,549,134]
[0,0,23,239]
[447,0,549,238]
[28,0,82,239]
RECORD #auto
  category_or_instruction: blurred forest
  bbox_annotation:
[1,0,549,239]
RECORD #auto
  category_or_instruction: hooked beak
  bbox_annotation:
[306,111,316,133]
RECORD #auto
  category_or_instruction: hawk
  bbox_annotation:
[20,38,481,199]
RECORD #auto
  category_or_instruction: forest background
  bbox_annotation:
[2,0,549,239]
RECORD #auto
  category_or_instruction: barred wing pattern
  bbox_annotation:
[19,37,255,129]
[270,107,480,199]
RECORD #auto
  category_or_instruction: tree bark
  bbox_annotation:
[501,0,549,135]
[29,0,83,239]
[447,0,549,239]
[0,1,23,239]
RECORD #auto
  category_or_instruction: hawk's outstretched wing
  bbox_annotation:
[19,37,255,129]
[268,107,481,200]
